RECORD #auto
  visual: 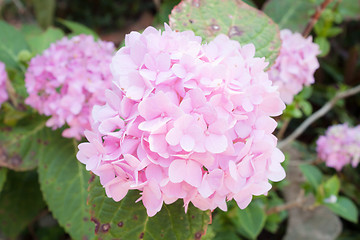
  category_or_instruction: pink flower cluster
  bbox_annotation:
[317,124,360,171]
[0,62,8,107]
[77,25,286,216]
[25,35,115,139]
[268,29,320,104]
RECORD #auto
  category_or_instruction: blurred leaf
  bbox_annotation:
[230,201,266,239]
[299,164,323,190]
[264,192,287,233]
[153,0,181,25]
[336,0,360,20]
[32,0,56,29]
[242,0,256,7]
[37,128,94,240]
[324,175,340,197]
[20,24,43,39]
[57,19,98,39]
[0,168,7,195]
[169,0,281,68]
[27,27,65,55]
[2,102,28,126]
[88,176,211,240]
[0,170,46,238]
[0,20,29,69]
[315,37,330,57]
[298,86,313,99]
[263,0,318,33]
[326,26,342,37]
[319,60,343,83]
[325,196,358,223]
[0,116,47,171]
[299,100,313,116]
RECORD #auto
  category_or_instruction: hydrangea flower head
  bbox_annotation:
[268,29,320,104]
[77,25,286,216]
[0,62,8,107]
[317,124,360,171]
[25,35,115,139]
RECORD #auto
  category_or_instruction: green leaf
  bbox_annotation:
[299,164,323,191]
[0,170,46,237]
[27,27,65,55]
[0,20,29,68]
[336,0,360,21]
[230,201,266,239]
[324,175,340,197]
[263,0,319,33]
[326,26,342,38]
[325,196,358,223]
[299,100,312,116]
[169,0,281,68]
[0,116,47,171]
[153,0,181,25]
[242,0,256,7]
[88,176,211,240]
[315,37,330,57]
[0,168,7,194]
[32,0,56,29]
[57,19,98,39]
[37,128,94,240]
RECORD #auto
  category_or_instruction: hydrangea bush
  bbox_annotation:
[0,0,359,239]
[317,124,360,171]
[25,34,115,139]
[77,25,286,216]
[268,29,320,104]
[0,61,8,107]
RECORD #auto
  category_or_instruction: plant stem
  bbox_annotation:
[277,118,291,140]
[5,78,18,108]
[266,190,305,215]
[302,0,334,37]
[278,84,360,149]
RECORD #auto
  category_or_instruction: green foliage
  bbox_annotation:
[0,170,46,237]
[325,196,358,223]
[264,193,287,233]
[263,0,317,33]
[169,0,281,68]
[37,128,94,240]
[0,116,47,171]
[229,200,266,239]
[88,176,211,240]
[0,168,7,194]
[282,86,314,119]
[27,28,65,55]
[57,19,99,39]
[0,21,29,69]
[324,175,341,198]
[32,0,56,29]
[299,164,323,191]
[153,0,181,25]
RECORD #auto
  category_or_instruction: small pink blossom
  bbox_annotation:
[77,25,286,216]
[268,29,320,104]
[0,62,8,107]
[25,35,115,139]
[317,124,360,171]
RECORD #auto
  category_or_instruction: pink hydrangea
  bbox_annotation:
[268,29,320,104]
[0,62,8,107]
[25,35,115,139]
[317,124,360,171]
[77,25,286,216]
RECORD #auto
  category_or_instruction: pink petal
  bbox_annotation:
[185,160,202,187]
[180,134,195,152]
[205,134,228,154]
[169,159,186,183]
